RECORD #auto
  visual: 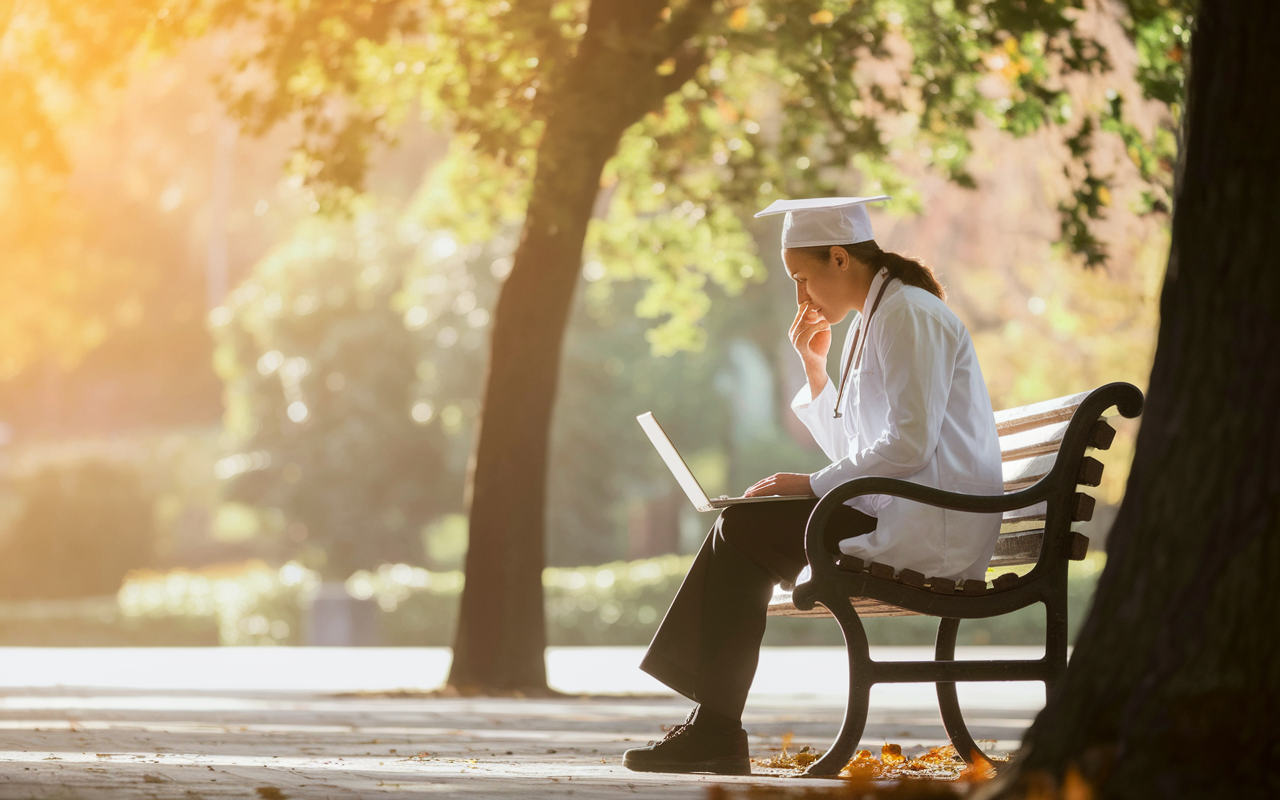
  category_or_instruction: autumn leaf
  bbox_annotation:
[751,734,822,770]
[728,7,749,30]
[1063,765,1094,800]
[809,10,835,25]
[881,743,905,764]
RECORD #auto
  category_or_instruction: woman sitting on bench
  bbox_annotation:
[624,196,1004,775]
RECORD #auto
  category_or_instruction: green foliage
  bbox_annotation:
[0,460,157,600]
[3,0,1193,375]
[174,0,1190,351]
[1122,0,1196,107]
[210,209,495,578]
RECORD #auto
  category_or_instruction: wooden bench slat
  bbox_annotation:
[999,497,1090,524]
[1002,502,1047,525]
[993,390,1090,436]
[1002,454,1057,492]
[1000,417,1116,464]
[851,599,922,618]
[990,528,1044,567]
[767,587,922,619]
[1001,451,1108,492]
[989,527,1095,569]
[1000,420,1068,462]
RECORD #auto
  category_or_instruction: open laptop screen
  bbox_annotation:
[636,412,712,511]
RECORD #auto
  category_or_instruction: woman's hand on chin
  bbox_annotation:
[744,473,816,498]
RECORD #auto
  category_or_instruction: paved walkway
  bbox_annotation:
[0,647,1043,799]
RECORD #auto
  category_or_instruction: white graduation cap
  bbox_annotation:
[754,195,891,248]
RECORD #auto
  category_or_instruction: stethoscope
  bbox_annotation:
[833,273,893,419]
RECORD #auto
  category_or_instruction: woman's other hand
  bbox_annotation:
[744,473,816,498]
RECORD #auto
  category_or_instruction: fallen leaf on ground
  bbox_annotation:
[753,742,820,770]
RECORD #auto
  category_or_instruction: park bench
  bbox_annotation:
[766,381,1144,777]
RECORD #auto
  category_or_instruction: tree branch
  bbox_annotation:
[661,0,717,54]
[653,0,717,98]
[657,42,707,98]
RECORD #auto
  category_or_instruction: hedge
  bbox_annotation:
[0,553,1107,647]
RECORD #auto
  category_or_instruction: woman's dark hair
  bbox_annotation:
[793,240,946,301]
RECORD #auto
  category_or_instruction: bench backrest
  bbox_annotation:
[990,390,1115,569]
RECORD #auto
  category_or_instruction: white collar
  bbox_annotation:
[837,267,893,390]
[861,267,891,315]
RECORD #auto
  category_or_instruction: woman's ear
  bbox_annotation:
[832,245,850,271]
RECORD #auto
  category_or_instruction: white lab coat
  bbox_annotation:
[791,268,1002,582]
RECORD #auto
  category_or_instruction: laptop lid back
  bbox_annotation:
[636,412,712,511]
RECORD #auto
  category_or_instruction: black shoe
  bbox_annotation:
[623,713,751,775]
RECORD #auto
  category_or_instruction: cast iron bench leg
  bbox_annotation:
[934,617,992,768]
[1045,580,1070,699]
[803,600,873,777]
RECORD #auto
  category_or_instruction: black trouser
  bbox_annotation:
[639,499,877,721]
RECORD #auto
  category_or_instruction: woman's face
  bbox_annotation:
[782,247,866,325]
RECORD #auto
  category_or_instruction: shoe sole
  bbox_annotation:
[622,754,751,776]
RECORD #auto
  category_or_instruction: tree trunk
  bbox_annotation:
[991,1,1280,795]
[446,116,619,693]
[447,0,702,692]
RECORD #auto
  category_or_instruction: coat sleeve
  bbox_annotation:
[790,314,858,462]
[807,304,958,498]
[791,378,851,462]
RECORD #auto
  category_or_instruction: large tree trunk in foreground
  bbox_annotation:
[448,0,710,692]
[991,1,1280,795]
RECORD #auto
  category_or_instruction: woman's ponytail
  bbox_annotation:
[791,241,946,300]
[845,241,946,301]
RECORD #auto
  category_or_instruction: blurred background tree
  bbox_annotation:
[211,211,492,579]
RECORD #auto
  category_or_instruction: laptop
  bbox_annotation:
[637,412,799,512]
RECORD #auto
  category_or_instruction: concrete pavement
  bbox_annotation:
[0,647,1042,798]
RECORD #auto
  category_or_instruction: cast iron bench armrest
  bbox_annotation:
[801,478,1049,584]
